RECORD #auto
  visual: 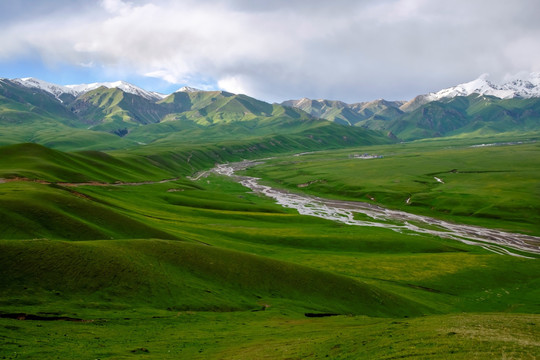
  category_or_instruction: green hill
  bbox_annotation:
[0,80,136,149]
[0,239,429,317]
[0,79,78,127]
[0,142,172,181]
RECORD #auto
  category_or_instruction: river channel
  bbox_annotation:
[206,160,540,258]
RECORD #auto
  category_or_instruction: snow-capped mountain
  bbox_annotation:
[65,81,165,100]
[10,77,165,101]
[425,73,540,101]
[175,86,202,93]
[11,77,79,102]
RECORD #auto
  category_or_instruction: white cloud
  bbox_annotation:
[101,0,132,14]
[218,75,249,95]
[1,0,539,102]
[144,70,180,84]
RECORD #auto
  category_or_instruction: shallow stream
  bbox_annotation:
[209,160,540,258]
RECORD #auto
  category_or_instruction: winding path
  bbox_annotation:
[208,160,540,258]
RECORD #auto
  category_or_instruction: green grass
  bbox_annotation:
[0,143,174,182]
[0,239,429,317]
[0,311,538,359]
[0,140,539,358]
[246,139,540,235]
[0,182,179,240]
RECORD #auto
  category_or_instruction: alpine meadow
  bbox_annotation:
[1,1,540,358]
[0,74,539,359]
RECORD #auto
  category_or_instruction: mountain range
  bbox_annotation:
[0,77,386,152]
[1,74,539,152]
[283,74,540,140]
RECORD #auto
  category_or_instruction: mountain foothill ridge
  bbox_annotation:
[1,72,539,144]
[7,72,540,110]
[0,75,391,151]
[285,73,540,114]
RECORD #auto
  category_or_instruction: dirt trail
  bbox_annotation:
[209,160,540,258]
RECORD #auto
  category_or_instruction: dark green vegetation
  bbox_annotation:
[284,95,540,140]
[1,139,539,359]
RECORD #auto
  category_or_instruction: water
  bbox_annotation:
[209,160,540,258]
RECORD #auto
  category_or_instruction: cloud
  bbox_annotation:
[101,0,133,14]
[1,0,539,102]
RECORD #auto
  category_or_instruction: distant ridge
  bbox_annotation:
[281,73,540,141]
[65,80,166,100]
[282,98,404,126]
[10,77,165,101]
[3,74,540,144]
[9,77,207,99]
[401,73,540,112]
[0,76,388,151]
[425,73,540,101]
[10,77,79,102]
[10,72,540,110]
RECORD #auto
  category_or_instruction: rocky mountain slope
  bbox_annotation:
[283,74,540,140]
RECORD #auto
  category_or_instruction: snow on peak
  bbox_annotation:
[175,86,202,93]
[65,81,165,100]
[426,73,540,101]
[11,77,165,101]
[11,77,79,102]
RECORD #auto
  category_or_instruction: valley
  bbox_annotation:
[1,139,539,359]
[211,158,540,257]
[0,77,539,359]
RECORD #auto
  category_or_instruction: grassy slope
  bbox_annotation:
[0,141,539,359]
[0,143,174,182]
[0,182,178,241]
[0,239,428,317]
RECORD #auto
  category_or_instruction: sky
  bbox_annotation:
[1,0,539,103]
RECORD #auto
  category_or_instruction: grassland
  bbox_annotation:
[1,140,539,359]
[2,311,538,359]
[245,135,540,236]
